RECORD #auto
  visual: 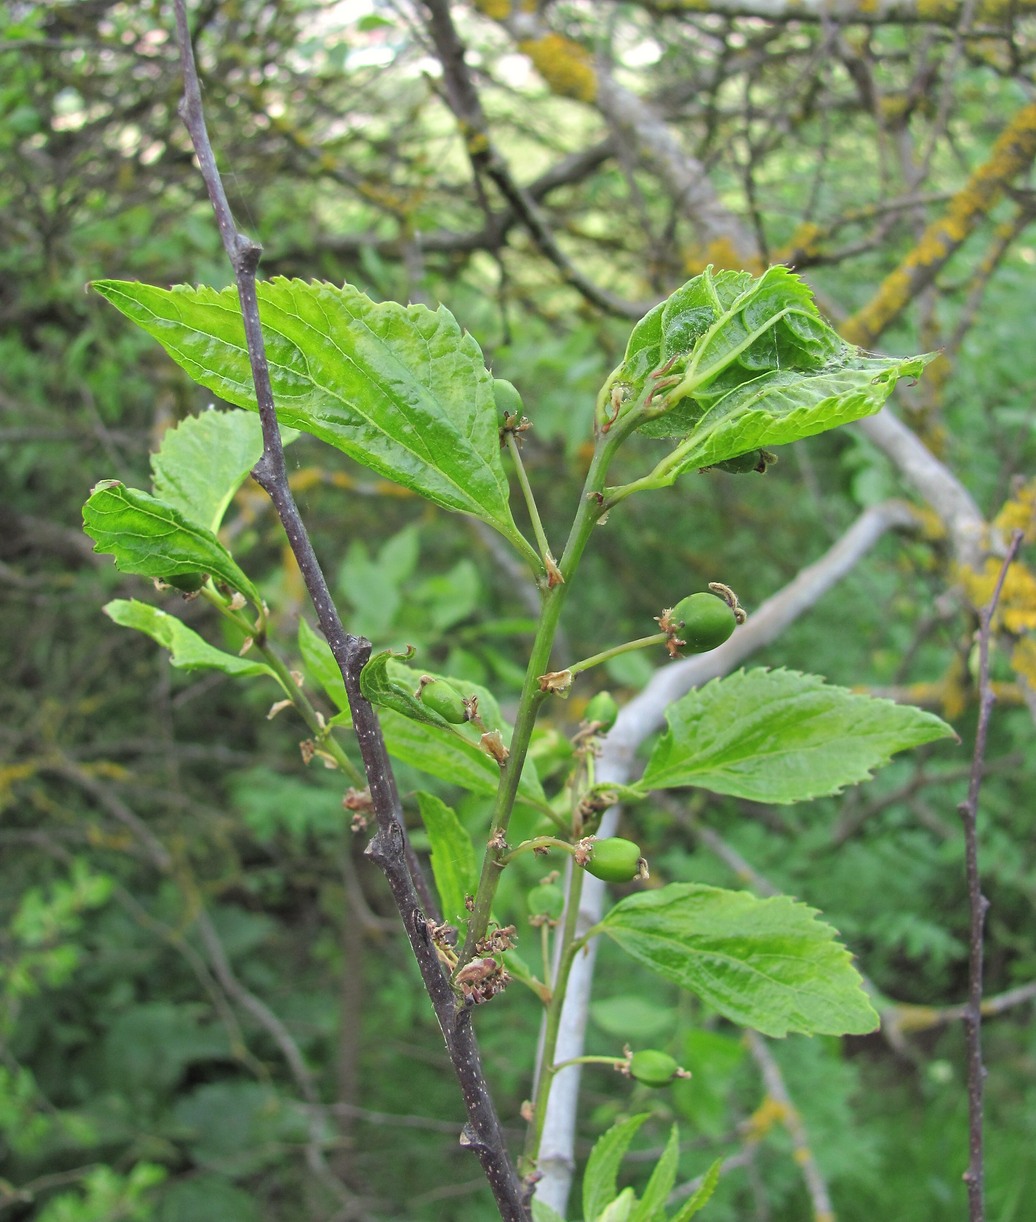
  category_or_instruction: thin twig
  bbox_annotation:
[744,1031,835,1222]
[419,0,641,318]
[958,526,1024,1222]
[171,6,528,1217]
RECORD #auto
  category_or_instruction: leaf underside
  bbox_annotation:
[83,481,263,610]
[104,600,276,681]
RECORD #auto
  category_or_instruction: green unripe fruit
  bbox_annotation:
[584,838,645,883]
[527,882,565,920]
[492,378,525,418]
[628,1049,681,1088]
[164,571,207,593]
[584,690,619,733]
[671,592,736,653]
[418,679,469,724]
[714,449,762,474]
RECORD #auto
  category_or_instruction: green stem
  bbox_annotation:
[550,1054,624,1072]
[524,860,588,1164]
[506,431,556,573]
[567,632,668,677]
[456,419,635,970]
[499,836,577,867]
[202,588,364,784]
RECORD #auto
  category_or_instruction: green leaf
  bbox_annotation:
[359,648,457,732]
[599,1189,636,1222]
[668,1158,722,1222]
[92,278,534,560]
[654,351,935,477]
[83,481,263,610]
[531,1200,567,1222]
[601,266,934,481]
[595,883,878,1038]
[630,1125,680,1222]
[583,1114,649,1222]
[636,668,956,804]
[415,793,477,924]
[379,710,547,810]
[337,525,421,638]
[151,409,289,533]
[103,600,278,681]
[361,653,547,809]
[297,617,350,720]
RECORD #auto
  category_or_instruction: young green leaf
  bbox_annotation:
[297,617,350,721]
[104,600,278,682]
[531,1199,567,1222]
[598,1189,636,1222]
[630,1125,680,1222]
[600,265,934,486]
[582,1114,649,1222]
[83,481,263,610]
[415,793,477,924]
[668,1158,722,1222]
[91,278,536,564]
[359,649,460,732]
[635,668,956,804]
[378,710,548,810]
[360,653,548,806]
[150,409,290,534]
[647,351,935,480]
[594,884,878,1038]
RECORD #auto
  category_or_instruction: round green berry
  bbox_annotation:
[492,378,525,418]
[671,592,736,653]
[628,1049,681,1088]
[584,690,619,733]
[527,883,565,920]
[584,838,645,883]
[419,679,469,724]
[714,450,762,474]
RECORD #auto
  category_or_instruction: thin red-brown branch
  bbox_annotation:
[958,527,1025,1222]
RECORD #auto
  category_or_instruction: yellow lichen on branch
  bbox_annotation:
[518,33,597,103]
[473,0,512,18]
[842,101,1036,347]
[953,485,1036,686]
[683,234,763,275]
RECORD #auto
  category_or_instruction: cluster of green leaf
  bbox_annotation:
[74,258,958,1222]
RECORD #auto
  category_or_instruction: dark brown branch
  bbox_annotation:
[419,0,640,318]
[957,527,1025,1222]
[265,139,621,276]
[172,5,528,1217]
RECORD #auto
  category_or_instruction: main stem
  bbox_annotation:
[174,6,529,1216]
[457,417,640,969]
